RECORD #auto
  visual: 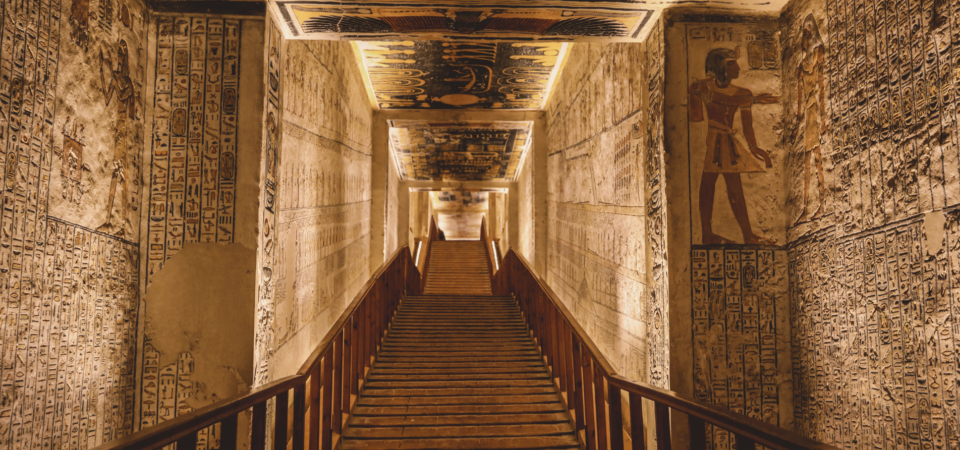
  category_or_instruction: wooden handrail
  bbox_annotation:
[479,215,496,281]
[419,215,438,293]
[97,245,418,450]
[493,248,839,450]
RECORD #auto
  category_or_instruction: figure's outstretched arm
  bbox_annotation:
[689,81,704,122]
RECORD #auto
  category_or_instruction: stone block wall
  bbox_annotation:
[543,21,669,390]
[254,14,373,386]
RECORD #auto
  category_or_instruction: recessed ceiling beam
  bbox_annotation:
[402,181,514,191]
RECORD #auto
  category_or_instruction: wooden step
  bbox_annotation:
[341,293,578,449]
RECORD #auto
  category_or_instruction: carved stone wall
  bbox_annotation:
[145,17,243,282]
[254,15,373,385]
[544,24,669,389]
[518,146,534,262]
[135,16,263,445]
[0,0,148,446]
[781,0,960,444]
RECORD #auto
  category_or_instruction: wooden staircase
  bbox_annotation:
[340,294,579,449]
[423,241,492,296]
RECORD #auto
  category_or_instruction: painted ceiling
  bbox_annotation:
[389,121,532,181]
[357,41,566,109]
[270,2,655,42]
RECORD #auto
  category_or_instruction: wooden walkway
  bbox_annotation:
[340,294,578,449]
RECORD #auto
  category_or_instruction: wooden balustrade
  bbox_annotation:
[419,215,438,294]
[479,215,496,281]
[493,248,840,450]
[95,245,420,450]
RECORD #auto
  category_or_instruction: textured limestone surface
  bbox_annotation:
[0,0,147,446]
[254,15,373,386]
[543,25,669,394]
[781,0,960,445]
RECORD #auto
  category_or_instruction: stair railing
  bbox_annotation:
[479,215,496,281]
[419,215,438,294]
[493,248,839,450]
[96,245,420,450]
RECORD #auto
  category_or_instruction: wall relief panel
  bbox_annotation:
[0,0,147,446]
[146,17,243,284]
[254,19,373,384]
[545,33,669,389]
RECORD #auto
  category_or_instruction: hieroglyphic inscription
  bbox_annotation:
[546,34,670,387]
[783,0,960,234]
[254,17,283,387]
[140,348,219,449]
[692,247,784,449]
[2,220,140,449]
[147,17,242,283]
[787,213,960,449]
[0,0,144,446]
[644,20,669,389]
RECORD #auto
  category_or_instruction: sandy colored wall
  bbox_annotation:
[384,147,398,256]
[780,0,960,446]
[136,15,264,445]
[662,14,795,448]
[543,26,669,391]
[254,14,372,385]
[0,0,148,446]
[517,147,535,262]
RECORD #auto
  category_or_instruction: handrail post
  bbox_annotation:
[332,331,344,436]
[628,392,645,450]
[221,414,238,450]
[582,355,598,450]
[293,384,305,450]
[594,365,608,450]
[321,345,334,450]
[274,391,288,450]
[309,364,320,450]
[609,382,624,450]
[654,402,671,450]
[252,400,267,450]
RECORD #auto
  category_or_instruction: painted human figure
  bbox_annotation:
[791,14,827,225]
[689,48,777,245]
[98,39,137,235]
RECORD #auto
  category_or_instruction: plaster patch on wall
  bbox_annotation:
[146,17,243,284]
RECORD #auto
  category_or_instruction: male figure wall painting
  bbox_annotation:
[689,46,778,245]
[790,14,826,226]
